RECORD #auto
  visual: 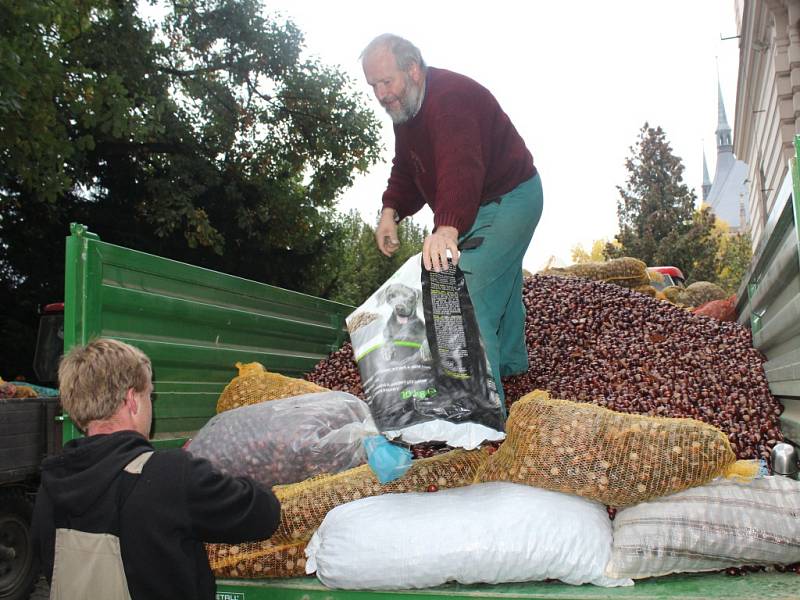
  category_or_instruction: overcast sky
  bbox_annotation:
[264,1,740,270]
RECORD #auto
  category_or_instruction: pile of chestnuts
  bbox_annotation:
[306,275,783,462]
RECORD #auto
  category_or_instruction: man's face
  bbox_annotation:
[363,48,424,124]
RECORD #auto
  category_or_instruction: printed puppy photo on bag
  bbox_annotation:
[348,284,429,365]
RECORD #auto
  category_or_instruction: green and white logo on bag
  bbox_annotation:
[216,593,245,600]
[400,387,437,400]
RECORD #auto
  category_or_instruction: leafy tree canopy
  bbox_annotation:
[326,210,427,306]
[0,0,383,379]
[714,221,752,295]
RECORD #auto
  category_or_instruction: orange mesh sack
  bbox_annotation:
[474,390,746,507]
[207,541,309,578]
[216,362,327,413]
[680,281,727,308]
[271,448,489,545]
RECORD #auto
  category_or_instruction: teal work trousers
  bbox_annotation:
[458,173,543,408]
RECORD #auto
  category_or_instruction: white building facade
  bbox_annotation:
[733,0,800,250]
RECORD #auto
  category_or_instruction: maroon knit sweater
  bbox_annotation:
[382,67,536,234]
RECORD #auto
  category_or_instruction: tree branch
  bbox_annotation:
[94,140,191,155]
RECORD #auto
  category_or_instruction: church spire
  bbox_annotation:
[716,79,732,150]
[702,147,712,201]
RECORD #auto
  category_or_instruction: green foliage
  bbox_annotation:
[1,1,82,200]
[571,239,608,264]
[0,0,383,379]
[325,210,427,306]
[717,231,752,294]
[658,206,720,283]
[606,123,720,283]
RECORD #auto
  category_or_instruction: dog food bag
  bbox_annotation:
[346,254,504,449]
[187,391,378,488]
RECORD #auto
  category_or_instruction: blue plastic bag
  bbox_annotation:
[364,435,413,484]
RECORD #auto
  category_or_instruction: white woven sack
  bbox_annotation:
[305,482,632,589]
[607,475,800,579]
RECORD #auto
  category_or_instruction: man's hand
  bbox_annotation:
[376,208,401,257]
[423,226,460,272]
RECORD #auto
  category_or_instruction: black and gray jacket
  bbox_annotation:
[32,430,281,599]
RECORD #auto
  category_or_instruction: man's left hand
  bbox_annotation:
[422,226,460,272]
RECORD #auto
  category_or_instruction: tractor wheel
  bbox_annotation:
[0,489,38,600]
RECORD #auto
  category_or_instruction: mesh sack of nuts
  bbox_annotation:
[678,281,727,308]
[661,285,684,304]
[216,362,327,413]
[207,541,309,579]
[474,390,757,507]
[188,391,377,489]
[539,257,649,288]
[270,448,489,545]
[632,284,657,298]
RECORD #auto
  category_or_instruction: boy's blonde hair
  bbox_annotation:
[58,338,151,429]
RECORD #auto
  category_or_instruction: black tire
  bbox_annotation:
[0,489,38,600]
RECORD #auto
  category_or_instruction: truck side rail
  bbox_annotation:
[0,397,61,485]
[736,136,800,443]
[63,223,353,445]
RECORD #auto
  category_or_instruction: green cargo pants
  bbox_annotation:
[458,173,543,409]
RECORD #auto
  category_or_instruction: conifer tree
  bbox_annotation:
[606,123,720,282]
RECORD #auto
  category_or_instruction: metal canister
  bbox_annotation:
[770,443,799,479]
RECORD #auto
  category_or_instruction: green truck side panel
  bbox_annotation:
[62,223,352,444]
[62,223,798,597]
[215,572,800,600]
[737,137,800,444]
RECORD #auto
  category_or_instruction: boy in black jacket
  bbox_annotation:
[32,338,281,599]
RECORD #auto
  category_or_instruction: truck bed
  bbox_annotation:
[61,221,800,599]
[216,572,800,600]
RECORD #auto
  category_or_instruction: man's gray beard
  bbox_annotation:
[386,78,424,124]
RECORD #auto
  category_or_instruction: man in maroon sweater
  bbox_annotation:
[361,34,544,407]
